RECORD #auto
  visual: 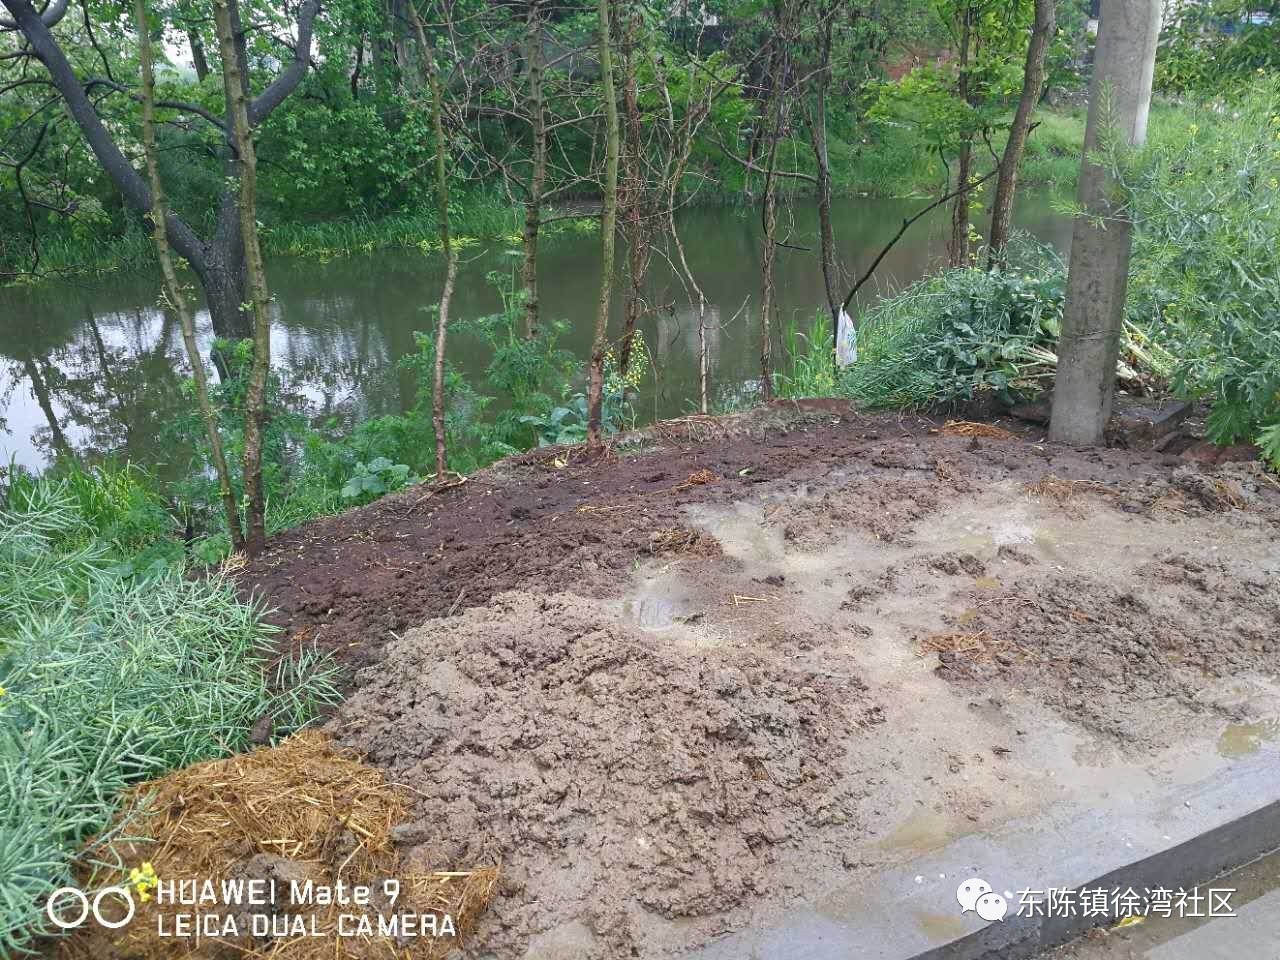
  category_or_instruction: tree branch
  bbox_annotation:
[840,167,998,314]
[84,77,228,132]
[0,0,208,271]
[247,0,320,126]
[0,0,66,30]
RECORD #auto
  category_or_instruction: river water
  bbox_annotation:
[0,194,1070,475]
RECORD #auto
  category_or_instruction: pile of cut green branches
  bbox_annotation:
[840,244,1172,411]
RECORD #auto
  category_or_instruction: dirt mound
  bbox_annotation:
[239,406,1249,683]
[776,475,945,547]
[57,732,497,960]
[334,591,880,957]
[933,552,1280,742]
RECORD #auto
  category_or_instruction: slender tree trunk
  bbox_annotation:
[1049,0,1161,446]
[666,94,710,414]
[587,0,620,448]
[758,23,787,404]
[177,0,209,81]
[410,4,454,476]
[948,6,974,267]
[136,0,243,550]
[759,146,779,402]
[618,2,649,376]
[214,0,271,555]
[521,0,547,339]
[809,13,838,324]
[188,31,209,81]
[988,0,1056,267]
[352,36,364,100]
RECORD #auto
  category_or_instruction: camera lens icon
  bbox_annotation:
[46,886,135,930]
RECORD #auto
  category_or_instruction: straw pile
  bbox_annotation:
[919,630,1010,661]
[941,420,1016,440]
[57,731,498,960]
[1026,474,1118,503]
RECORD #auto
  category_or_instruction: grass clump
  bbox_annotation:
[776,310,837,399]
[0,476,341,956]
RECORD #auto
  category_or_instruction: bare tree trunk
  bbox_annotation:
[664,86,711,414]
[214,0,272,555]
[1049,0,1161,446]
[188,32,209,81]
[521,0,547,339]
[758,26,787,404]
[988,0,1056,267]
[410,4,454,476]
[948,6,974,268]
[351,35,364,99]
[177,0,209,81]
[809,12,838,324]
[759,148,778,402]
[617,1,649,376]
[587,0,620,449]
[136,0,243,550]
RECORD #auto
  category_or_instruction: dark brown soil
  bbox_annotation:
[239,402,1248,682]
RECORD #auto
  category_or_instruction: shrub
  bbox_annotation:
[1120,79,1280,467]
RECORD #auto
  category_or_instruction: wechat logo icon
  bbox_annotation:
[957,878,1008,922]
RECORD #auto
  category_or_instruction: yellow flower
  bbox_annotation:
[1271,178,1280,191]
[129,862,159,903]
[1188,123,1199,137]
[0,686,6,697]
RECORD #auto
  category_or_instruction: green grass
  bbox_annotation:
[776,310,837,399]
[4,188,524,284]
[0,475,341,955]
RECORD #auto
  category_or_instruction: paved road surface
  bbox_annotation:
[1044,849,1280,960]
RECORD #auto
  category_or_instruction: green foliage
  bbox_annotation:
[520,395,597,446]
[840,246,1067,408]
[1120,80,1280,466]
[340,457,416,502]
[776,310,836,399]
[519,387,632,446]
[1155,2,1280,94]
[0,478,340,955]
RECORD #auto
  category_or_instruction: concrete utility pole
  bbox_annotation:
[1048,0,1161,446]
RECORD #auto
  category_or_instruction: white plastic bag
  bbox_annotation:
[836,308,858,367]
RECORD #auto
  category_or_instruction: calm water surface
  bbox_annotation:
[0,195,1070,475]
